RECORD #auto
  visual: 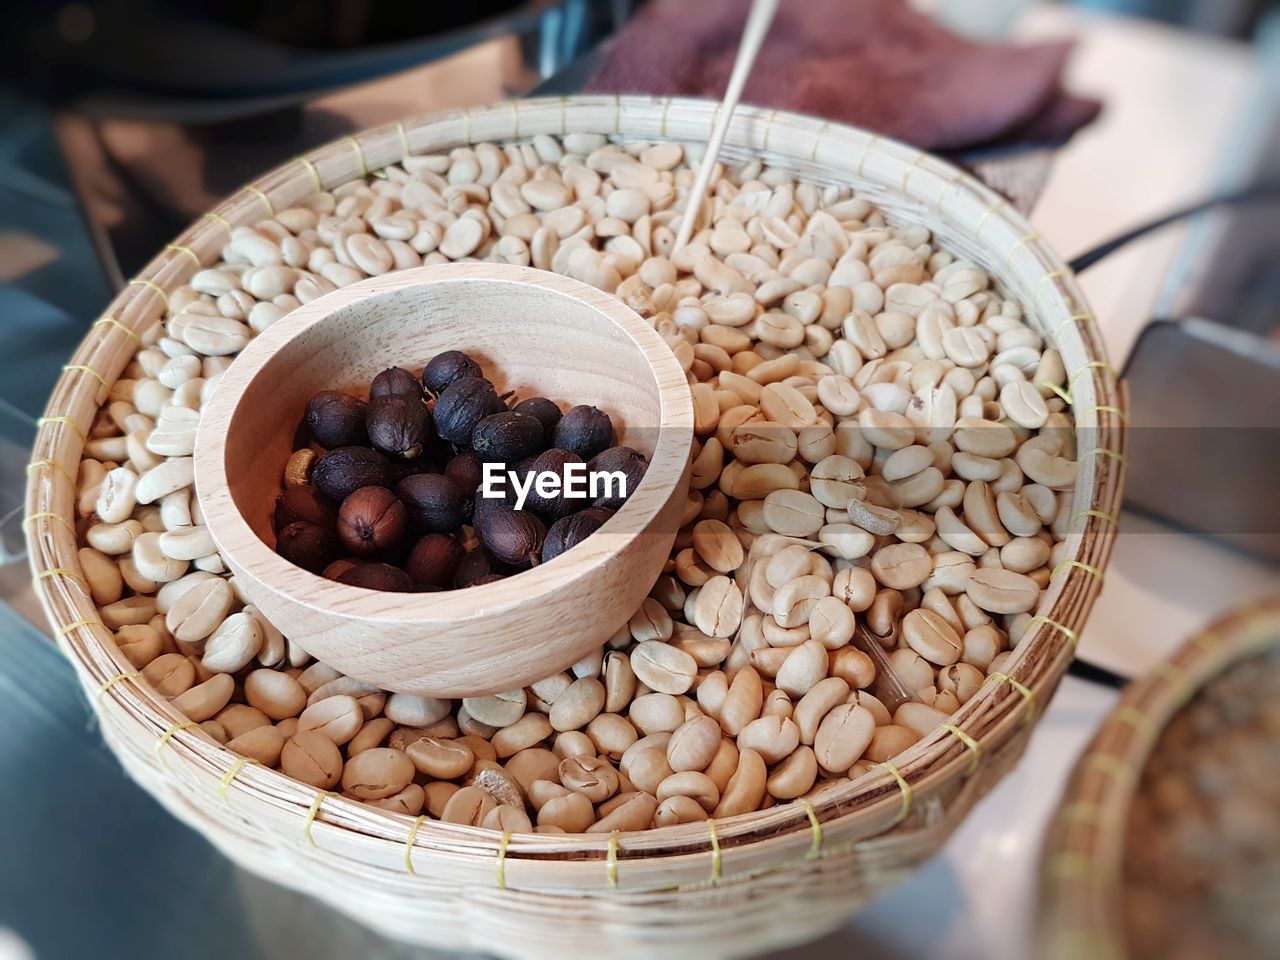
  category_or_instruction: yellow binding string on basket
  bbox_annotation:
[1035,378,1073,405]
[155,720,198,759]
[1186,630,1219,654]
[797,798,823,859]
[56,617,104,638]
[1071,508,1120,529]
[1056,312,1094,334]
[24,512,77,536]
[32,567,89,596]
[395,121,411,163]
[461,106,472,145]
[242,184,274,217]
[856,134,880,178]
[974,198,1009,239]
[127,278,169,306]
[1067,361,1120,402]
[1039,267,1072,289]
[990,671,1037,723]
[939,723,982,775]
[1005,232,1042,265]
[509,99,520,140]
[1049,929,1126,960]
[296,156,322,192]
[659,97,672,139]
[901,153,926,194]
[1046,851,1106,882]
[203,211,233,236]
[303,791,336,846]
[97,670,141,701]
[26,459,77,487]
[708,102,721,141]
[614,94,623,135]
[757,108,777,152]
[806,119,827,161]
[404,815,426,875]
[218,758,258,802]
[559,95,570,136]
[94,315,140,342]
[495,830,511,889]
[705,819,722,883]
[37,415,87,442]
[63,364,109,391]
[1026,614,1080,652]
[1154,662,1193,703]
[1051,559,1104,584]
[164,243,201,267]
[1085,404,1129,424]
[1084,447,1128,467]
[1057,801,1108,827]
[606,831,620,890]
[1112,706,1159,748]
[935,170,964,213]
[877,762,912,825]
[1081,752,1136,786]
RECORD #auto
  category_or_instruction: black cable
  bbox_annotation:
[1067,659,1130,691]
[1064,182,1280,691]
[1069,182,1280,273]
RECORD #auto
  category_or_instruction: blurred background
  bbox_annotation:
[1,1,1277,958]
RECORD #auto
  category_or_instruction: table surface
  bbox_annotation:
[2,6,1277,959]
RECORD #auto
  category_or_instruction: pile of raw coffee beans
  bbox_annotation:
[75,131,1081,833]
[273,349,648,591]
[1123,649,1280,960]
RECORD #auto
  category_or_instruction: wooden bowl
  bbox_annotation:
[193,263,693,697]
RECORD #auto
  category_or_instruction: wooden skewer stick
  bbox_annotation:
[672,0,780,254]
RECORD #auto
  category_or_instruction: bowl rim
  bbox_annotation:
[193,262,695,625]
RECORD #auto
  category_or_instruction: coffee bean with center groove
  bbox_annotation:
[367,395,432,460]
[275,521,341,573]
[311,446,389,502]
[474,505,546,566]
[471,410,544,461]
[304,391,367,448]
[337,562,414,592]
[543,510,606,562]
[513,396,562,433]
[338,486,409,556]
[587,446,648,509]
[553,405,614,459]
[370,366,423,401]
[273,484,337,532]
[422,350,482,396]
[433,377,505,444]
[405,532,464,587]
[396,473,466,532]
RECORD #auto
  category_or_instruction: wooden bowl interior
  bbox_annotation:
[224,275,663,552]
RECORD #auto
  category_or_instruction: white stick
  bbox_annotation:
[672,0,780,254]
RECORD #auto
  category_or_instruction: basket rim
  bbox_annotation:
[1036,597,1280,959]
[24,94,1126,892]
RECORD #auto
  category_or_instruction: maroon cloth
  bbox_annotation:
[587,0,1101,151]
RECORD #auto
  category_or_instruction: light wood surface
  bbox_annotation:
[25,97,1124,958]
[195,263,694,697]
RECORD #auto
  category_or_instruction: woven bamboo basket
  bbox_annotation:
[25,96,1126,958]
[1037,598,1280,960]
